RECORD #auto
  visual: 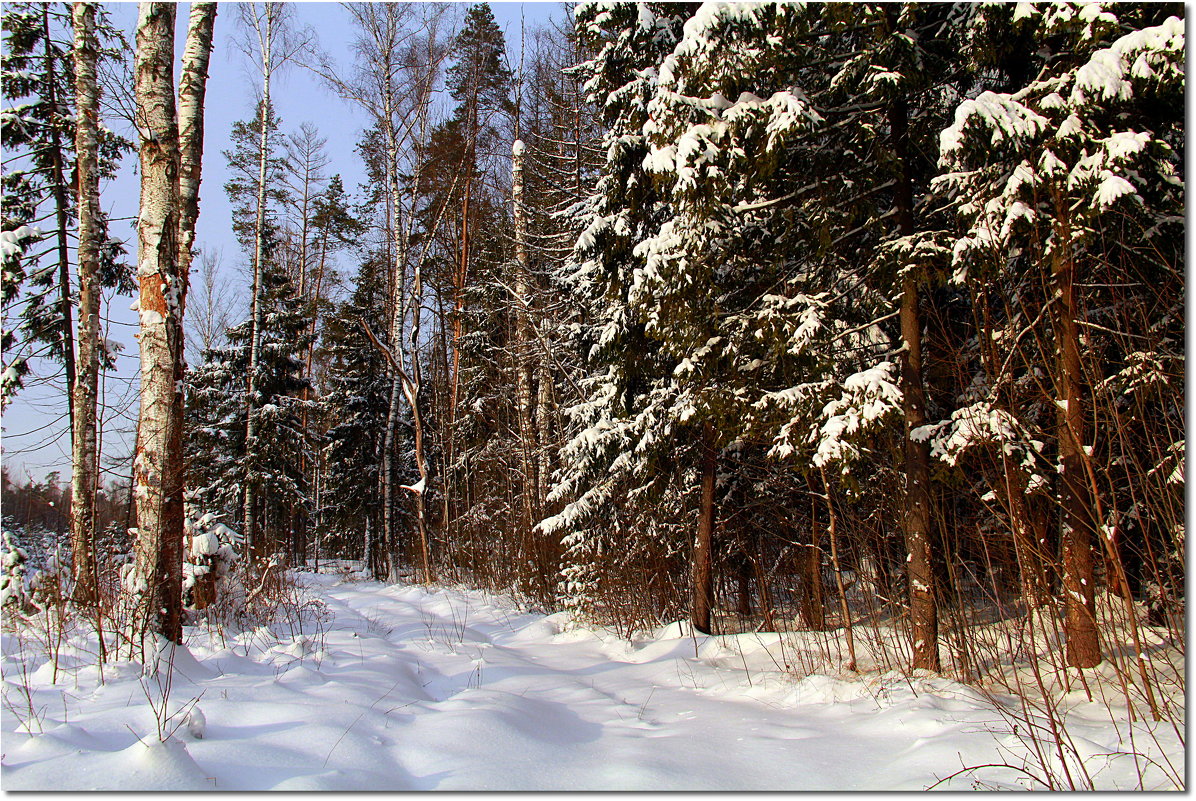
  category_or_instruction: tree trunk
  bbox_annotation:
[380,80,405,584]
[131,0,183,645]
[801,495,826,631]
[1001,455,1049,609]
[244,8,274,561]
[692,424,716,635]
[889,86,940,673]
[1051,187,1100,669]
[399,88,437,586]
[446,170,471,531]
[405,247,433,585]
[736,550,752,617]
[174,0,216,593]
[535,361,554,504]
[69,1,101,609]
[819,466,857,672]
[512,138,538,540]
[381,373,403,581]
[176,4,216,317]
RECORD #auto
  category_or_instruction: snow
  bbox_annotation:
[100,337,125,360]
[139,309,164,327]
[2,574,1179,790]
[1011,3,1036,22]
[939,91,1049,155]
[1072,16,1184,104]
[189,532,220,557]
[1095,172,1138,209]
[182,706,206,740]
[810,362,903,469]
[0,225,40,259]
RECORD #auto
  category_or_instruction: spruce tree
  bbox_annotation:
[1,2,131,409]
[935,4,1184,670]
[186,259,315,563]
[319,251,394,572]
[543,3,698,628]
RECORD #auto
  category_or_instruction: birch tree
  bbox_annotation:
[173,0,217,584]
[129,0,215,645]
[68,1,102,608]
[129,0,184,644]
[233,2,310,559]
[312,4,452,582]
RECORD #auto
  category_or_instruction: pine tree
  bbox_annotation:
[1,527,32,611]
[441,3,514,421]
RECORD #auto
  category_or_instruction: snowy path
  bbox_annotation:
[1,574,1181,790]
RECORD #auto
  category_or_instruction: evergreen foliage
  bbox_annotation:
[1,2,132,406]
[186,260,315,559]
[4,1,1183,696]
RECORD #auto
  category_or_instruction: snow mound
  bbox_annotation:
[1,576,1182,791]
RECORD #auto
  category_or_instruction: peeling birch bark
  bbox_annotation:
[131,0,183,645]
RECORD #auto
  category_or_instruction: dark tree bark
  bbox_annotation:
[692,424,717,635]
[889,85,940,673]
[1050,187,1100,669]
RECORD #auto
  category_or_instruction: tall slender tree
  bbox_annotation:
[313,4,452,582]
[232,2,309,559]
[1,3,131,412]
[68,1,103,608]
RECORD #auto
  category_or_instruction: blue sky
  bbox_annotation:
[1,2,566,485]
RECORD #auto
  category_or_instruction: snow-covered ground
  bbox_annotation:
[1,572,1183,790]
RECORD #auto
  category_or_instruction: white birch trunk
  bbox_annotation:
[174,0,217,599]
[380,79,404,584]
[131,0,183,645]
[511,138,538,532]
[324,5,446,584]
[176,3,216,308]
[69,1,102,609]
[381,67,436,585]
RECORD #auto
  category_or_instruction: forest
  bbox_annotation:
[0,1,1185,791]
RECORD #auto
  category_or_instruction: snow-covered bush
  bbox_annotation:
[1,528,32,613]
[97,521,134,571]
[183,504,245,619]
[29,546,71,611]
